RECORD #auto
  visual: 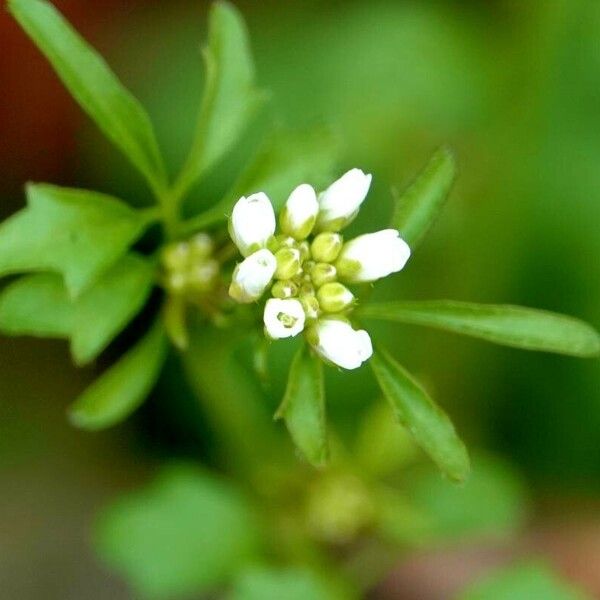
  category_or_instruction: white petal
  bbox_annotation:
[281,183,318,238]
[230,192,276,256]
[229,249,276,303]
[310,319,373,370]
[316,169,372,230]
[337,229,410,282]
[263,298,306,339]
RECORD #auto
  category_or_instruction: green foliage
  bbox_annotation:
[0,273,72,337]
[8,0,167,195]
[229,566,338,600]
[408,455,528,542]
[360,301,600,357]
[174,1,265,198]
[0,184,151,297]
[391,146,456,248]
[457,562,591,600]
[181,126,338,232]
[276,345,328,468]
[71,254,155,365]
[95,465,260,599]
[68,319,167,430]
[370,347,470,482]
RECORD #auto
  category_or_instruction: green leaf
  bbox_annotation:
[360,300,600,358]
[8,0,166,195]
[95,464,260,600]
[276,345,328,468]
[370,347,470,482]
[180,126,338,233]
[174,0,264,198]
[0,273,72,337]
[68,319,167,430]
[229,566,339,600]
[71,254,155,365]
[408,455,528,542]
[458,562,591,600]
[0,184,150,297]
[391,146,456,248]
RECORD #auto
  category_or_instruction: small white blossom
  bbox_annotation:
[280,183,319,240]
[229,249,276,303]
[316,168,372,231]
[336,229,410,283]
[310,319,373,370]
[230,193,276,256]
[264,298,306,339]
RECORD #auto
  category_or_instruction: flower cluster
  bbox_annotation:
[228,169,411,369]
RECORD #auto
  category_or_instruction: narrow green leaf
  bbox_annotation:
[391,146,456,248]
[174,0,264,198]
[370,347,470,482]
[71,254,155,365]
[0,184,150,297]
[0,273,72,337]
[458,562,591,600]
[276,345,328,467]
[8,0,166,195]
[180,126,338,233]
[95,465,260,599]
[68,319,167,430]
[360,300,600,358]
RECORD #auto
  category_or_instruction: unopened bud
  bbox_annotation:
[189,233,213,258]
[162,242,190,271]
[300,294,320,320]
[271,280,299,299]
[317,282,354,313]
[280,183,319,240]
[274,248,302,280]
[310,263,337,288]
[311,232,343,263]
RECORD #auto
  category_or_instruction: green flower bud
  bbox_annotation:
[300,294,320,320]
[274,248,302,280]
[189,233,213,258]
[311,232,343,263]
[189,259,219,291]
[162,242,190,271]
[317,282,354,313]
[271,280,299,299]
[310,262,337,288]
[334,257,362,281]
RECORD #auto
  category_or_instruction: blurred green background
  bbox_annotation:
[1,0,599,598]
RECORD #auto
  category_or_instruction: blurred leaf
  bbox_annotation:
[181,126,338,232]
[370,346,470,482]
[229,565,339,600]
[8,0,167,195]
[68,319,166,430]
[0,184,151,297]
[360,301,600,358]
[276,345,328,468]
[96,464,260,600]
[71,254,155,365]
[458,561,591,600]
[409,455,527,542]
[174,1,264,198]
[391,146,456,248]
[0,273,72,337]
[162,295,189,351]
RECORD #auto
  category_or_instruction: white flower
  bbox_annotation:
[229,249,276,303]
[336,229,410,283]
[230,192,276,256]
[264,298,306,339]
[309,319,373,370]
[316,168,372,231]
[280,183,319,240]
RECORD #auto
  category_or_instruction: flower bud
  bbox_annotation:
[229,249,276,303]
[189,259,219,292]
[308,318,372,370]
[162,242,190,271]
[274,248,302,280]
[279,183,319,240]
[336,229,410,283]
[189,233,213,258]
[229,192,276,256]
[317,282,354,313]
[311,232,343,263]
[309,262,337,288]
[271,280,299,299]
[263,298,306,339]
[300,294,320,320]
[316,169,372,232]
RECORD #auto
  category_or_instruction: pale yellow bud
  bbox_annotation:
[311,232,343,263]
